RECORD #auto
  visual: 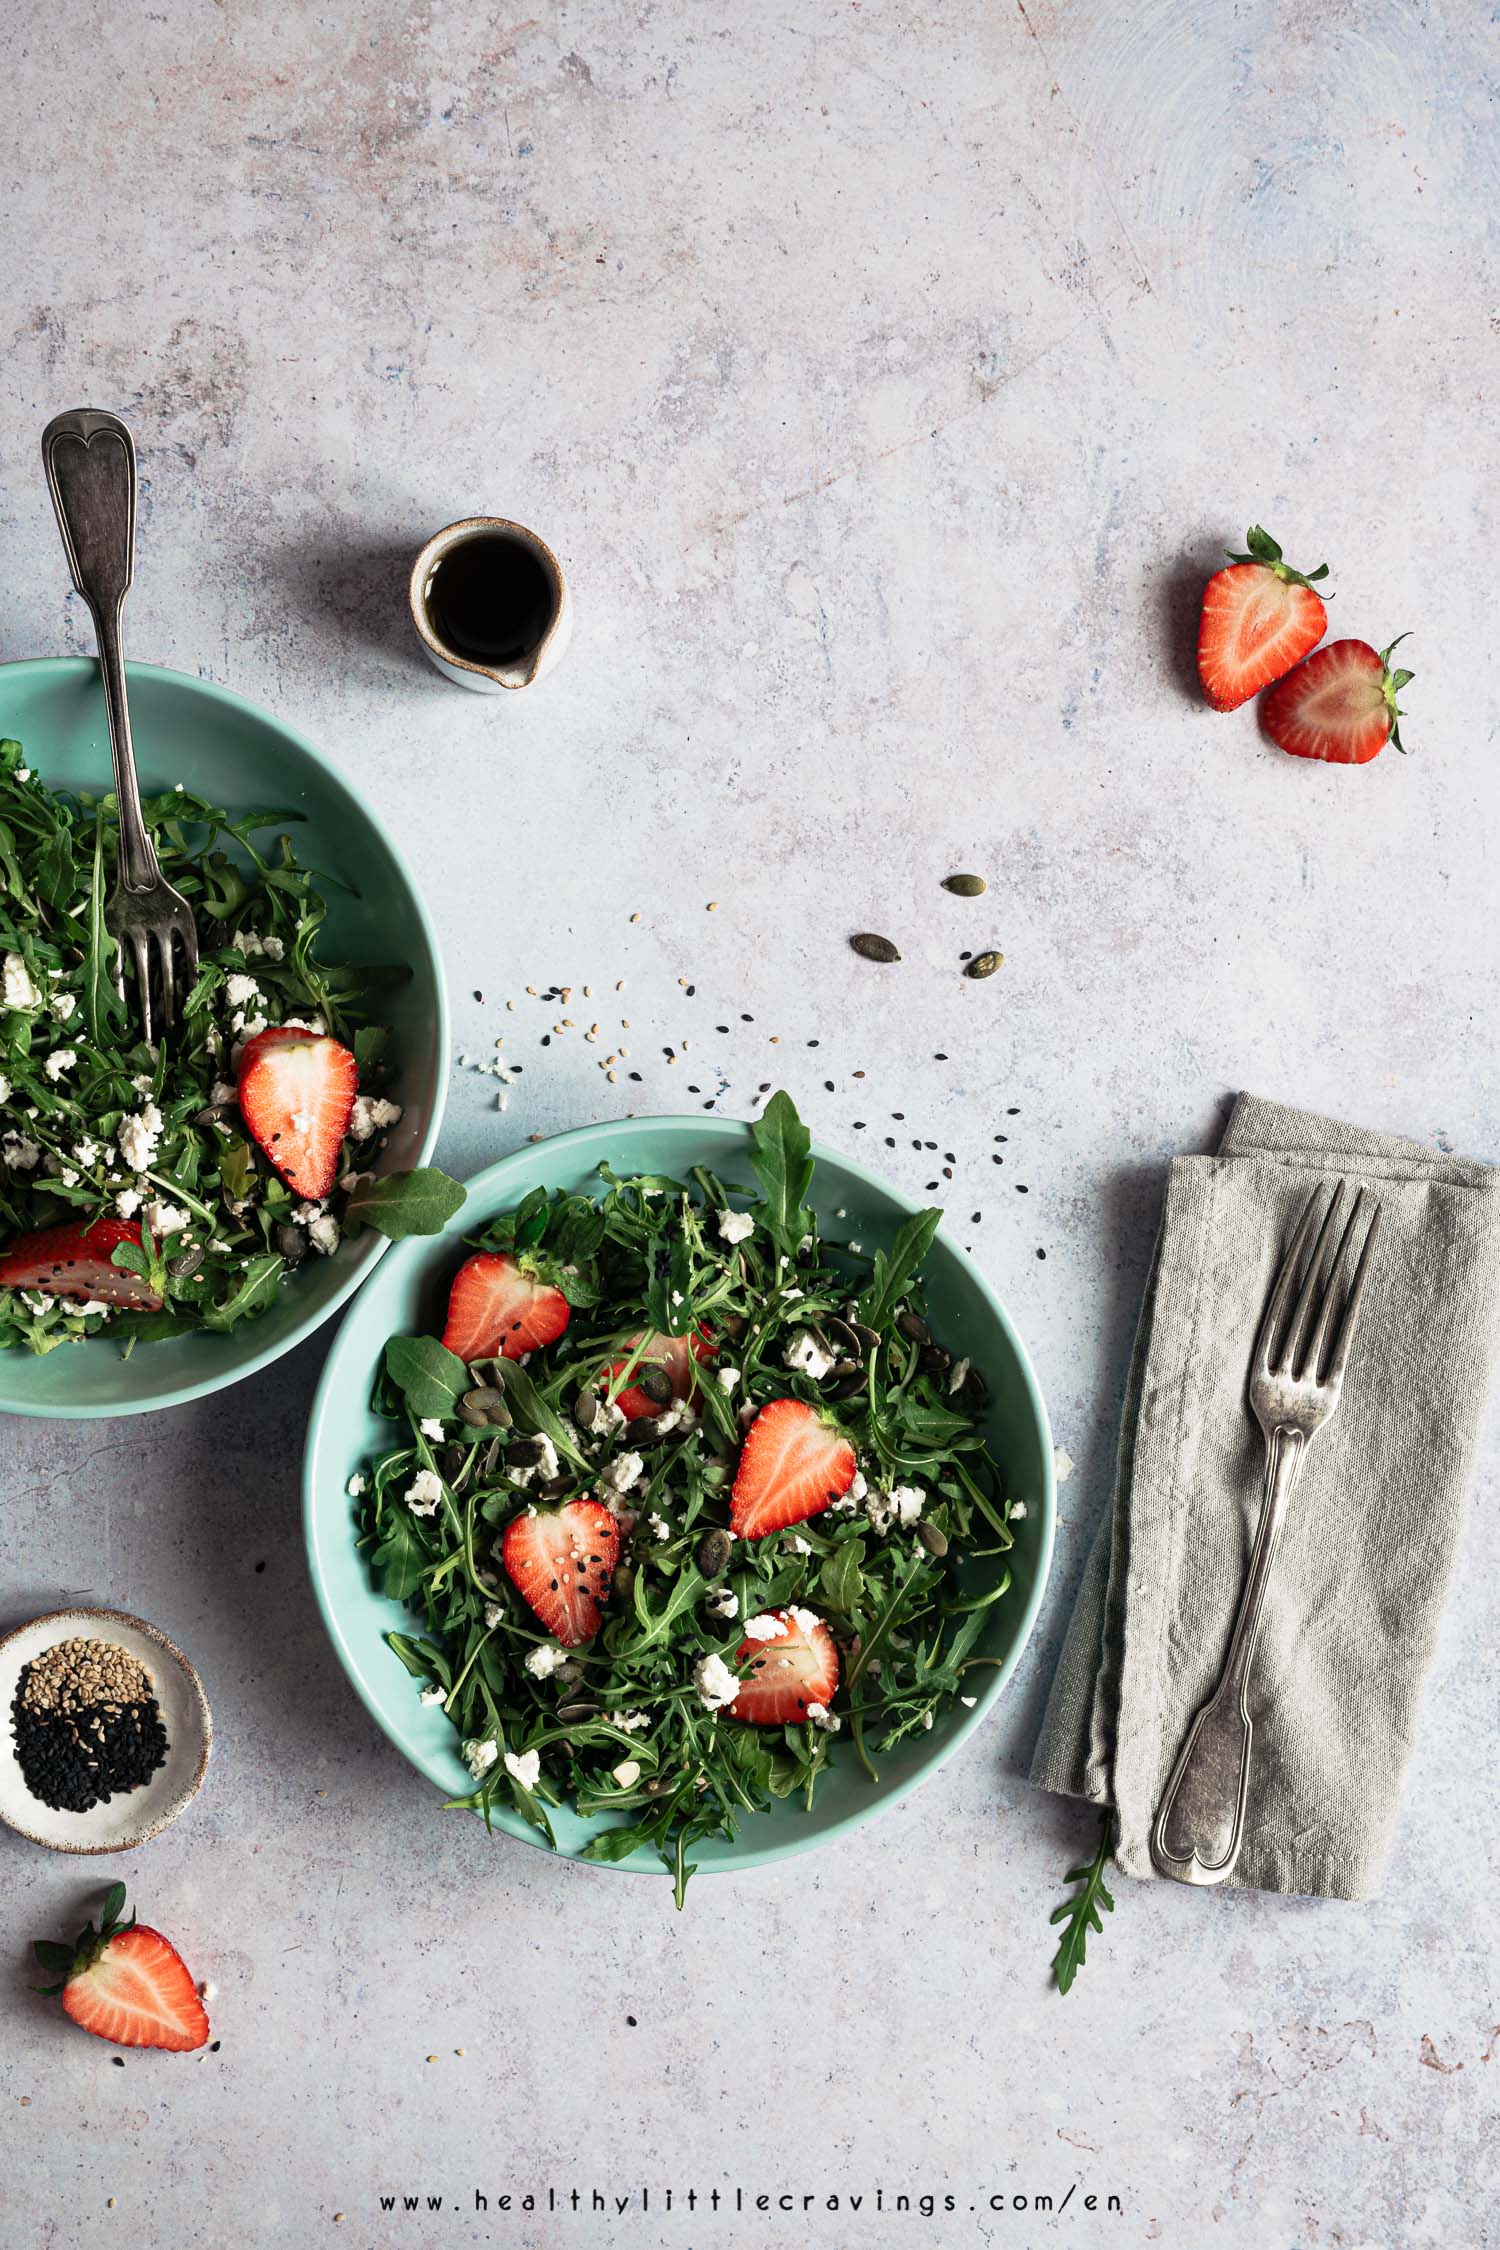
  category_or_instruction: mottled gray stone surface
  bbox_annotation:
[1,3,1496,2244]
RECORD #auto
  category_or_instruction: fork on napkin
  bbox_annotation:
[1030,1095,1500,1899]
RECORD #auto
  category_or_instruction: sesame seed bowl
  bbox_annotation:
[304,1113,1054,1883]
[0,659,448,1419]
[0,1607,212,1854]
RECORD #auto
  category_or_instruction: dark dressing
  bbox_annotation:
[427,535,554,665]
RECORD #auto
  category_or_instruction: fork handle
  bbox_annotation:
[1151,1424,1307,1884]
[41,409,159,892]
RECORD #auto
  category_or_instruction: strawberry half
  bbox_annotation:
[1261,635,1414,765]
[442,1251,571,1362]
[501,1497,620,1645]
[1197,525,1330,710]
[236,1026,357,1200]
[607,1326,717,1420]
[731,1608,841,1726]
[0,1217,161,1310]
[34,1883,209,2053]
[729,1398,856,1540]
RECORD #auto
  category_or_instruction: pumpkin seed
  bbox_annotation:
[631,1415,666,1446]
[613,1565,636,1600]
[696,1528,733,1578]
[506,1436,545,1468]
[848,1319,882,1356]
[942,872,987,897]
[460,1385,508,1427]
[479,1434,507,1481]
[716,1311,747,1339]
[167,1244,204,1279]
[965,950,1004,979]
[439,1442,468,1481]
[896,1308,932,1346]
[825,1371,864,1401]
[556,1701,599,1724]
[275,1223,307,1266]
[850,932,901,964]
[823,1315,863,1360]
[920,1343,952,1375]
[539,1472,572,1498]
[917,1519,949,1557]
[635,1362,674,1407]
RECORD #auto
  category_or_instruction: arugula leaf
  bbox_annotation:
[201,1254,286,1331]
[385,1335,470,1420]
[748,1089,814,1255]
[819,1537,866,1613]
[344,1167,466,1241]
[859,1207,944,1331]
[1049,1814,1116,1995]
[499,1360,593,1475]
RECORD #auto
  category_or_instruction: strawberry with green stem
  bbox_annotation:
[1261,635,1415,764]
[1197,525,1331,710]
[33,1882,210,2051]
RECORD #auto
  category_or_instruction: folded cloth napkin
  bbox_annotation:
[1030,1094,1500,1899]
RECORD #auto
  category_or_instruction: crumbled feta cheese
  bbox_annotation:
[482,1601,505,1630]
[806,1701,841,1734]
[577,1388,628,1439]
[705,1585,739,1620]
[510,1433,559,1488]
[211,1080,238,1106]
[788,1605,821,1638]
[114,1185,143,1218]
[600,1450,644,1496]
[404,1470,444,1516]
[346,1472,367,1497]
[717,1207,754,1244]
[783,1327,834,1381]
[524,1643,568,1679]
[741,1613,784,1643]
[143,1199,189,1238]
[960,1695,978,1709]
[646,1510,671,1542]
[2,1134,42,1172]
[3,952,43,1011]
[948,1356,971,1395]
[349,1093,403,1142]
[51,992,76,1023]
[693,1652,741,1711]
[420,1684,446,1706]
[307,1213,341,1256]
[224,972,263,1008]
[0,1075,9,1104]
[785,1533,813,1555]
[70,1298,112,1318]
[716,1365,740,1393]
[44,1048,78,1080]
[891,1484,925,1525]
[116,1104,163,1173]
[58,1167,79,1188]
[1010,1501,1028,1520]
[1053,1447,1075,1484]
[503,1747,541,1791]
[463,1738,499,1778]
[606,1710,651,1734]
[72,1137,99,1167]
[419,1416,445,1440]
[611,1759,642,1788]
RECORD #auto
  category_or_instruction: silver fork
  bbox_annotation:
[41,409,199,1045]
[1151,1180,1383,1886]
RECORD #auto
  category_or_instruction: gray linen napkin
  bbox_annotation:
[1030,1094,1500,1898]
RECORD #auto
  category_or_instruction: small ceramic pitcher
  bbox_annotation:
[408,516,572,692]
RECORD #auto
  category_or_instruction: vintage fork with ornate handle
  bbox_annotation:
[41,409,198,1045]
[1151,1180,1383,1886]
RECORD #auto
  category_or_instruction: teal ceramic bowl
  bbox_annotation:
[305,1115,1054,1879]
[0,659,448,1418]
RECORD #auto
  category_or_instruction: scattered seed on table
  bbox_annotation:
[759,1082,771,1092]
[472,988,483,1002]
[1037,1247,1046,1259]
[966,951,1004,979]
[926,1180,939,1190]
[971,1211,981,1223]
[884,1137,895,1148]
[707,901,719,911]
[851,933,901,964]
[823,1080,834,1092]
[1016,1184,1029,1194]
[717,1025,729,1034]
[630,912,641,923]
[934,1051,948,1061]
[943,873,987,896]
[1007,1106,1020,1115]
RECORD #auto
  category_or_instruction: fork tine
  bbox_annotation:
[156,927,176,1034]
[1299,1187,1366,1380]
[1323,1202,1383,1388]
[129,927,154,1049]
[178,913,200,994]
[1254,1187,1325,1376]
[1276,1180,1347,1374]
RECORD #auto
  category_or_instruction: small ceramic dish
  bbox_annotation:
[0,1608,212,1854]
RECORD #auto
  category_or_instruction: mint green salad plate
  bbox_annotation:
[304,1115,1054,1878]
[0,659,448,1418]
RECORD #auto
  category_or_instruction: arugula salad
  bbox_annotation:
[0,737,453,1355]
[357,1091,1015,1904]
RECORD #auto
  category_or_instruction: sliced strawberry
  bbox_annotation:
[236,1025,357,1200]
[607,1326,717,1420]
[501,1497,620,1646]
[729,1398,856,1540]
[1261,635,1414,765]
[1197,525,1330,710]
[442,1251,571,1362]
[0,1217,161,1310]
[731,1608,841,1726]
[35,1884,209,2053]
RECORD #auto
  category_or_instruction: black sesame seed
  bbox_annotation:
[823,1080,834,1092]
[1016,1185,1029,1194]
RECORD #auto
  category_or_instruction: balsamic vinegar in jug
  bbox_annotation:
[427,535,553,665]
